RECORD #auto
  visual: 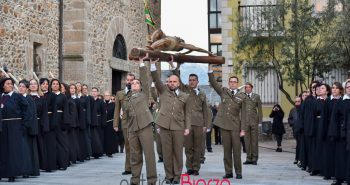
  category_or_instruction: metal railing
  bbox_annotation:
[239,4,285,36]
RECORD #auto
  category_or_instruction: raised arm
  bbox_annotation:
[150,60,165,93]
[150,84,158,102]
[139,63,150,100]
[208,66,223,96]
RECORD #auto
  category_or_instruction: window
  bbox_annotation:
[112,34,127,60]
[244,67,279,104]
[209,0,222,29]
[210,44,222,56]
[239,0,284,36]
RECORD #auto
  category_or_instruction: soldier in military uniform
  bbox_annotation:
[242,82,262,165]
[171,60,210,176]
[113,73,136,175]
[208,65,247,179]
[150,58,191,184]
[125,55,157,185]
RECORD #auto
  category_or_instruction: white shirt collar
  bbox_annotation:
[193,88,200,95]
[175,89,180,96]
[23,93,27,97]
[230,88,238,95]
[317,96,327,100]
[2,91,14,96]
[30,92,40,98]
[71,95,77,99]
[343,94,350,100]
[331,95,341,100]
[54,91,60,95]
[77,93,82,98]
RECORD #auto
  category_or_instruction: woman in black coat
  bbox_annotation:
[18,80,40,177]
[39,78,57,172]
[29,79,50,173]
[270,104,285,152]
[0,78,32,182]
[50,79,70,170]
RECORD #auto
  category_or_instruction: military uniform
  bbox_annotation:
[125,65,157,185]
[244,93,262,163]
[113,86,131,173]
[208,72,247,178]
[173,70,210,174]
[151,66,191,183]
[151,85,162,161]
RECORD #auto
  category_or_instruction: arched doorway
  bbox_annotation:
[112,34,127,94]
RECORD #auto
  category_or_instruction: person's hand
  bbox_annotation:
[113,127,119,132]
[240,130,245,137]
[168,55,176,69]
[139,53,149,63]
[150,57,160,65]
[184,129,190,136]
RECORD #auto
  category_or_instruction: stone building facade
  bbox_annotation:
[0,0,161,94]
[0,1,60,79]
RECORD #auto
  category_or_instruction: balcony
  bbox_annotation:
[239,4,285,37]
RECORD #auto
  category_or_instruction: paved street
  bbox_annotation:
[0,140,330,185]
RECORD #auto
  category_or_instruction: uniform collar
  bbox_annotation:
[30,92,40,98]
[230,88,238,95]
[71,94,77,99]
[331,95,341,100]
[23,93,27,97]
[343,94,350,100]
[193,88,200,95]
[2,91,14,96]
[54,91,60,95]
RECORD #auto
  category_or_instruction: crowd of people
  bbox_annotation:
[289,81,350,185]
[0,53,265,184]
[0,71,124,182]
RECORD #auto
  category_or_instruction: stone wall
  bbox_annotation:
[62,0,156,92]
[0,0,59,79]
[0,0,161,93]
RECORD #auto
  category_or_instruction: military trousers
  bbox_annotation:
[129,125,157,185]
[185,125,204,171]
[160,128,184,182]
[221,129,242,176]
[123,127,131,172]
[245,124,259,162]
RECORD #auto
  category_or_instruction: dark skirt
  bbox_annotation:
[38,129,57,171]
[321,139,335,178]
[91,126,103,158]
[77,128,89,161]
[0,120,31,178]
[335,139,347,180]
[27,135,40,176]
[68,128,81,163]
[311,137,322,172]
[103,121,118,155]
[56,128,69,169]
